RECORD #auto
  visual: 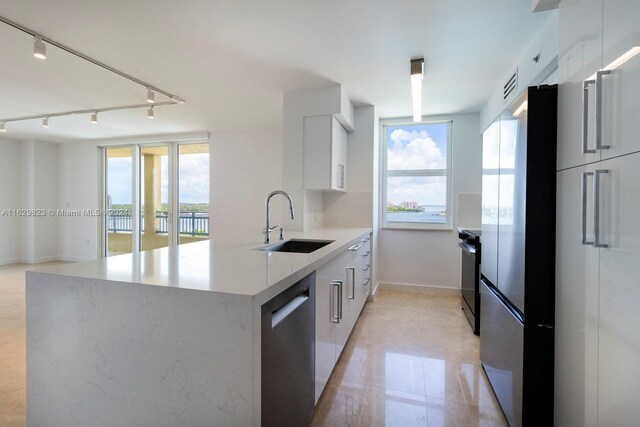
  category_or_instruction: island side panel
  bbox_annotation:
[26,271,256,427]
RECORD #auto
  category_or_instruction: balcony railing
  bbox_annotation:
[107,211,209,237]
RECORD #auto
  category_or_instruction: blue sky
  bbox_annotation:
[386,122,448,206]
[107,153,209,205]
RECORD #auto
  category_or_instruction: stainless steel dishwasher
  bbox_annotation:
[261,272,315,427]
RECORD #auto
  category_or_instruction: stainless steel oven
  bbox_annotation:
[459,229,481,335]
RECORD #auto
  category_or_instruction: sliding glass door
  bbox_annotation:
[102,141,210,256]
[178,143,210,245]
[105,147,134,256]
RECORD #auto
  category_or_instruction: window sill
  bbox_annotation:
[382,223,453,231]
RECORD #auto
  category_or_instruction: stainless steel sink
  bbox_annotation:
[257,239,334,253]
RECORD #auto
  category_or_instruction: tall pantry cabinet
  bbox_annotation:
[556,0,640,425]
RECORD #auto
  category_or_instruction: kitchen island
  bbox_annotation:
[26,227,372,427]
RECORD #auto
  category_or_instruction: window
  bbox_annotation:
[381,119,452,230]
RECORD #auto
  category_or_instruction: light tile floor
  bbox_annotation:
[0,262,68,427]
[310,289,508,427]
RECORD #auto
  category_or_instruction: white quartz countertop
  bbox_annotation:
[33,227,372,304]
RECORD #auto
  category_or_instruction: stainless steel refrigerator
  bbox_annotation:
[480,85,557,427]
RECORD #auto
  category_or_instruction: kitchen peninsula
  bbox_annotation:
[25,227,372,427]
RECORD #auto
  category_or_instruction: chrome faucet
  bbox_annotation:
[264,190,295,244]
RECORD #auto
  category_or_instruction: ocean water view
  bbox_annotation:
[387,205,446,223]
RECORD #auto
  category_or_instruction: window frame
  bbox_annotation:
[380,118,453,231]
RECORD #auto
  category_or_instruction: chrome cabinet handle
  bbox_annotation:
[362,277,370,286]
[595,70,611,150]
[338,281,343,319]
[594,169,608,248]
[581,172,594,245]
[360,238,370,243]
[363,264,370,271]
[348,244,362,251]
[361,251,370,257]
[582,79,596,154]
[346,268,355,299]
[330,280,341,323]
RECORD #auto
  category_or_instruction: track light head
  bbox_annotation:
[33,36,46,59]
[42,117,49,128]
[0,122,6,132]
[147,106,155,119]
[91,112,98,124]
[147,88,155,104]
[170,95,185,104]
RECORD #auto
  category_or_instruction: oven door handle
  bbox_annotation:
[458,241,476,255]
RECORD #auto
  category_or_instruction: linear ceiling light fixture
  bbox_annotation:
[0,15,187,131]
[411,57,424,123]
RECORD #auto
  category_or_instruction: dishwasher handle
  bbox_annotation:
[271,289,309,329]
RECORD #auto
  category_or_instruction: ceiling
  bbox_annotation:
[0,0,552,143]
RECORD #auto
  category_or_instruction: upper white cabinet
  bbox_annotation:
[556,0,603,170]
[557,0,640,170]
[601,0,640,160]
[304,115,348,192]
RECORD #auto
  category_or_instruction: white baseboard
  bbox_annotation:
[0,257,21,267]
[58,256,91,263]
[20,256,59,265]
[378,281,459,296]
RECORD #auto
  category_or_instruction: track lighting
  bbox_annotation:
[147,106,154,119]
[0,122,6,132]
[91,112,98,124]
[42,117,49,128]
[33,36,46,59]
[147,88,155,104]
[410,58,424,123]
[170,95,185,104]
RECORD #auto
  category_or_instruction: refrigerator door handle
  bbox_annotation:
[582,79,596,153]
[595,70,611,150]
[582,171,594,246]
[594,169,608,248]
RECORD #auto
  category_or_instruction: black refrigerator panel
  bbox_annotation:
[480,280,524,427]
[497,97,528,314]
[481,120,500,287]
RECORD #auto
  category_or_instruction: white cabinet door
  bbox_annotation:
[314,250,349,402]
[596,152,640,426]
[330,116,348,191]
[557,0,603,170]
[303,115,347,192]
[600,0,640,161]
[554,165,600,427]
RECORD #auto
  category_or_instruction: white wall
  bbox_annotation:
[210,129,283,242]
[0,137,22,264]
[58,143,101,261]
[377,113,482,289]
[480,12,559,132]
